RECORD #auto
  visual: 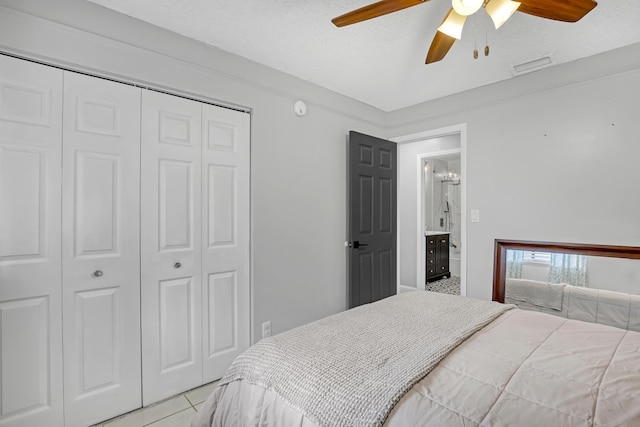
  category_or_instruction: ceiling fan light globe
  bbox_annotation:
[437,9,467,40]
[485,0,521,29]
[452,0,483,16]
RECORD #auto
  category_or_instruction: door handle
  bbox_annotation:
[345,241,369,249]
[352,241,368,249]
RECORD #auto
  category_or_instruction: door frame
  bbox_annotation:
[391,123,467,296]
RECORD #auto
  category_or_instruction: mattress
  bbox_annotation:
[192,303,640,427]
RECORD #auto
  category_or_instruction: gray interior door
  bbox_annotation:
[347,131,397,308]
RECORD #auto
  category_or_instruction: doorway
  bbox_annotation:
[422,152,462,294]
[392,124,466,296]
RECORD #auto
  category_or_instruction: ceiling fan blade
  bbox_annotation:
[426,31,457,64]
[517,0,597,23]
[332,0,429,27]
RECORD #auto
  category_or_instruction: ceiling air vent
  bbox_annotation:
[509,55,553,76]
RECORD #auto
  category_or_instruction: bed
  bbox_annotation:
[191,291,640,427]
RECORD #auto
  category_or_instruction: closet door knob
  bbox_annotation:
[92,270,103,278]
[174,262,182,269]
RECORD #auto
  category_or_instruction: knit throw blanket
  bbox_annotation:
[221,292,513,427]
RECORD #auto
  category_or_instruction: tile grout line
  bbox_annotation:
[101,382,218,426]
[143,409,194,427]
[142,403,195,427]
[184,393,198,411]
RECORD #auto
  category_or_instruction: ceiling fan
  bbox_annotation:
[332,0,598,64]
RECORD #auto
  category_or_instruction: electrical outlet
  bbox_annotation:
[262,321,271,338]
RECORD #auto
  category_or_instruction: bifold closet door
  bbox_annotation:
[201,104,250,382]
[141,90,203,405]
[0,55,64,427]
[61,72,142,426]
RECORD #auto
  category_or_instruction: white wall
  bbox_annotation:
[429,158,448,230]
[586,256,640,295]
[446,158,462,257]
[0,0,388,341]
[389,42,640,300]
[397,135,460,288]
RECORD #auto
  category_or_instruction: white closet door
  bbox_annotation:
[61,72,141,426]
[141,90,203,405]
[201,105,250,382]
[0,55,64,427]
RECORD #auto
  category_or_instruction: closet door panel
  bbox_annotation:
[159,277,195,368]
[0,55,64,427]
[62,72,141,427]
[1,147,44,258]
[0,298,49,415]
[141,90,202,405]
[201,105,250,382]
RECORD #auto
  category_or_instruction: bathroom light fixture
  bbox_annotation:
[452,0,484,16]
[485,0,521,29]
[437,9,467,40]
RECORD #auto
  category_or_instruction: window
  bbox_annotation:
[507,249,588,286]
[522,251,551,264]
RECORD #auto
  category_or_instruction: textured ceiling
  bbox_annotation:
[88,0,640,112]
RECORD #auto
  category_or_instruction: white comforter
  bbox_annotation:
[192,307,640,427]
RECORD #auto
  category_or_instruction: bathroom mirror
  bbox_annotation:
[492,240,640,303]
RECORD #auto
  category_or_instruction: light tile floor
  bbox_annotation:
[91,381,219,427]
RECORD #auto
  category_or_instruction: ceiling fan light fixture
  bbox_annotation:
[485,0,521,29]
[452,0,483,16]
[437,9,467,40]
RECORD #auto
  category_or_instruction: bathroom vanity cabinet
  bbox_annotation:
[426,233,450,282]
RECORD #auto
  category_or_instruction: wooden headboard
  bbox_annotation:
[492,239,640,303]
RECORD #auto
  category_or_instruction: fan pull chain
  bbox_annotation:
[472,14,478,59]
[474,33,490,59]
[485,33,490,56]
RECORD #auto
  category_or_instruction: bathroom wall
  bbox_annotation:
[425,158,448,230]
[446,158,462,258]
